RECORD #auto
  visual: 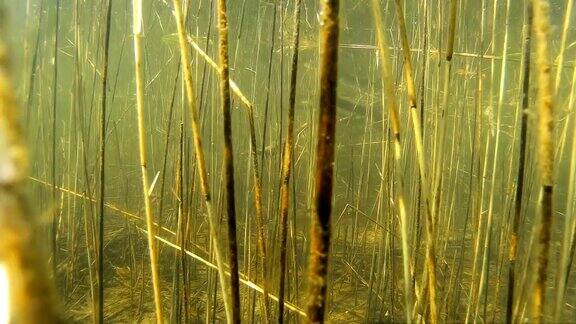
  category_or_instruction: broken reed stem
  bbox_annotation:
[531,0,554,322]
[507,2,532,323]
[391,0,437,321]
[171,0,233,322]
[373,0,414,322]
[0,8,61,321]
[278,1,301,323]
[446,0,457,61]
[132,1,163,322]
[97,0,113,322]
[216,0,241,322]
[306,0,339,322]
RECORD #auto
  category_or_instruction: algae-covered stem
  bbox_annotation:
[131,0,164,322]
[216,0,241,322]
[170,0,233,322]
[278,1,302,323]
[531,0,554,322]
[97,0,113,322]
[507,2,532,323]
[306,0,339,322]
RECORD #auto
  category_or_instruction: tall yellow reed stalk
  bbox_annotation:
[391,0,437,321]
[132,0,163,322]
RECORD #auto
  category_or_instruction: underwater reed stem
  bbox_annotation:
[97,0,113,322]
[446,0,457,61]
[306,0,339,322]
[171,0,233,322]
[216,0,241,322]
[50,0,61,279]
[278,1,302,322]
[531,0,554,322]
[391,1,437,321]
[132,0,164,321]
[507,2,532,322]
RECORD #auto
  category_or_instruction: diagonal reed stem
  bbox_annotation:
[171,0,233,322]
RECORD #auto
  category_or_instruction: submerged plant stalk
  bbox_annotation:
[97,0,113,322]
[531,0,554,322]
[216,0,241,322]
[306,0,339,322]
[507,2,532,323]
[171,0,233,322]
[132,0,163,322]
[278,1,302,322]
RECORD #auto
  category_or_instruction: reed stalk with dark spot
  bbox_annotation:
[531,0,554,322]
[306,0,339,322]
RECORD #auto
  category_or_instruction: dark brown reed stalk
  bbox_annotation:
[51,0,61,278]
[278,1,302,323]
[0,8,61,321]
[97,0,112,322]
[507,2,532,323]
[531,0,554,322]
[306,0,339,322]
[216,0,241,322]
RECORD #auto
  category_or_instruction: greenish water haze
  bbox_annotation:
[1,0,575,322]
